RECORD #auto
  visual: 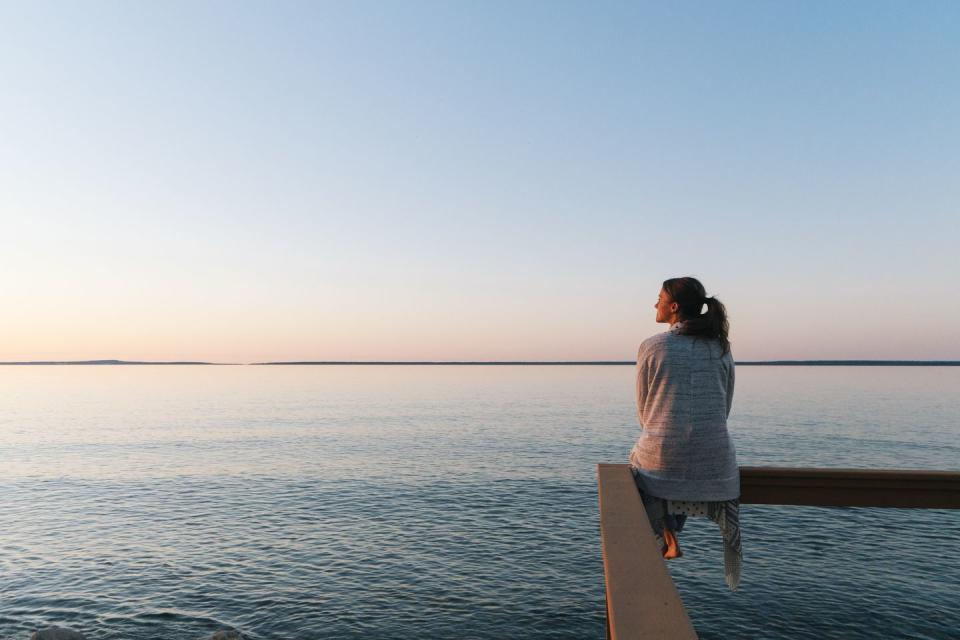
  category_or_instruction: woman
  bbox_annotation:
[629,276,741,589]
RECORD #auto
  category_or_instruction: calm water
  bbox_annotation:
[1,365,958,639]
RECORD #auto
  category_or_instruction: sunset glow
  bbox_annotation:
[3,2,958,362]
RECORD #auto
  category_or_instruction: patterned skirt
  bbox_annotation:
[630,467,742,590]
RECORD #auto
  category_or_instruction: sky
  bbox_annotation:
[2,1,958,362]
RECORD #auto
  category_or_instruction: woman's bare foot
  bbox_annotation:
[662,529,683,559]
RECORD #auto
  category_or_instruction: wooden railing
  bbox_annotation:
[739,466,960,508]
[597,464,960,640]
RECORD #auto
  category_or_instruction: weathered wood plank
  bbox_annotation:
[739,466,960,508]
[597,464,959,638]
[600,464,960,509]
[597,463,698,640]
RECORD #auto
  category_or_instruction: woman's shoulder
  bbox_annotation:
[637,331,673,361]
[640,330,732,363]
[639,331,672,349]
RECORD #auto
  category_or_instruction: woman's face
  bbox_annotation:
[655,288,679,324]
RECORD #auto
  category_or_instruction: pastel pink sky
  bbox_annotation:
[3,3,958,362]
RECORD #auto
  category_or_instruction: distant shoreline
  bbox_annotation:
[256,360,960,366]
[2,360,959,367]
[0,360,223,366]
[734,360,960,366]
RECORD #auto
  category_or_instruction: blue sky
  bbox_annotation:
[2,1,958,361]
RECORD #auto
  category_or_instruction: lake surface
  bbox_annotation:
[1,365,958,639]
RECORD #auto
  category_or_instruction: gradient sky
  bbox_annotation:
[2,1,958,362]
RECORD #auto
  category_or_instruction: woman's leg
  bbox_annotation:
[662,528,683,559]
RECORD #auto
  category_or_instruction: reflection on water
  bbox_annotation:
[1,365,958,639]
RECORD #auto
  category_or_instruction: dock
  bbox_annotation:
[597,464,960,639]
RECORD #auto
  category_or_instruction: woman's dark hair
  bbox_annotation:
[662,277,730,355]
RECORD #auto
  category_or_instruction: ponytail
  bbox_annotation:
[662,278,731,355]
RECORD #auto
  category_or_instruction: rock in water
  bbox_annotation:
[210,631,247,640]
[30,628,87,640]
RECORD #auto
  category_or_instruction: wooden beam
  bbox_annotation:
[599,464,960,509]
[597,463,698,640]
[739,467,960,508]
[597,464,959,638]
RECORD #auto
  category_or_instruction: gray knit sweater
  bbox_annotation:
[629,323,739,501]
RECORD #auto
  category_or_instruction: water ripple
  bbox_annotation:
[1,366,958,638]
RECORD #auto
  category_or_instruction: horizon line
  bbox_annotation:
[2,359,960,367]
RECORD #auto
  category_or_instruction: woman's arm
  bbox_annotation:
[726,357,735,418]
[636,348,649,428]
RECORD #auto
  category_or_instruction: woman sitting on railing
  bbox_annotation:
[630,276,741,589]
